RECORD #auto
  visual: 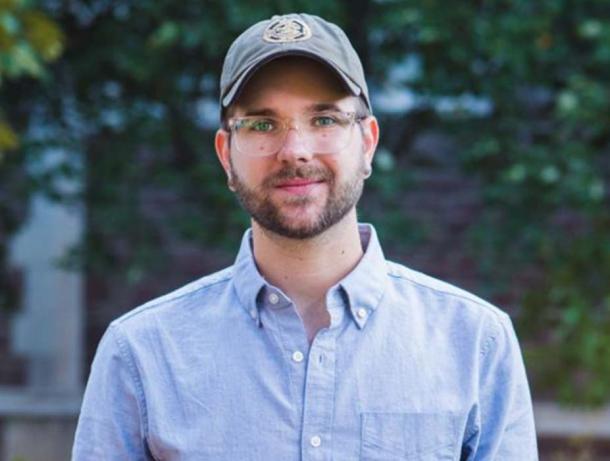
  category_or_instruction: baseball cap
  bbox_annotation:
[219,13,371,115]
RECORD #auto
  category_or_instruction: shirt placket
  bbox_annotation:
[261,287,345,461]
[261,288,311,458]
[300,289,345,461]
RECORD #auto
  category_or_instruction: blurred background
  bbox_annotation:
[1,0,609,459]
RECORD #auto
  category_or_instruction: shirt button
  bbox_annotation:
[356,308,368,319]
[268,293,280,305]
[310,435,321,447]
[292,351,304,363]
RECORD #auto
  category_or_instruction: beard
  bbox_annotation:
[229,157,367,240]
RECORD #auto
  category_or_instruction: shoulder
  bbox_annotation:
[384,260,514,355]
[110,265,235,331]
[386,260,508,318]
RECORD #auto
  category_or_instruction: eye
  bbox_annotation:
[248,118,277,133]
[312,115,338,128]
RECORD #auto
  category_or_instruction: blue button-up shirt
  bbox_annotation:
[73,224,538,460]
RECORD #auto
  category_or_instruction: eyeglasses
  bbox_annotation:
[227,110,366,157]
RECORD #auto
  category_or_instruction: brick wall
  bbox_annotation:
[0,312,25,386]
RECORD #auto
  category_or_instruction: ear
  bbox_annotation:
[360,116,380,170]
[215,128,232,180]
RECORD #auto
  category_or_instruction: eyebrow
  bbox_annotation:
[243,108,278,117]
[305,102,343,113]
[242,102,345,117]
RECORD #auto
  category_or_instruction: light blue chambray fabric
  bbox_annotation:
[72,224,538,461]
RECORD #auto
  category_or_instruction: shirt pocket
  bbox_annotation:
[360,412,458,461]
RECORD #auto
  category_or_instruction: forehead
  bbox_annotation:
[232,56,355,114]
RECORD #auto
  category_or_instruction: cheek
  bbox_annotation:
[229,155,270,185]
[330,151,363,179]
[319,153,342,171]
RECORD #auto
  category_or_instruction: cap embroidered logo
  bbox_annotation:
[263,17,312,43]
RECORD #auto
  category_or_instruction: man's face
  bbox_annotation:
[215,57,378,240]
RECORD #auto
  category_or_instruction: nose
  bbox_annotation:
[275,126,313,162]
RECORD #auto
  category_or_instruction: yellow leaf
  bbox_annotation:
[0,0,24,9]
[0,120,19,151]
[21,10,64,61]
[0,26,17,51]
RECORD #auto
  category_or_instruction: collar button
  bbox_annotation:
[269,293,280,305]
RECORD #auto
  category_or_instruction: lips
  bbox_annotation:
[274,178,325,195]
[277,178,323,187]
[265,165,332,196]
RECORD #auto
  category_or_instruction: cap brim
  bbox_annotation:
[222,50,362,108]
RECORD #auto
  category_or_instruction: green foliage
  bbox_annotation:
[360,147,425,248]
[370,0,610,405]
[1,0,609,405]
[2,1,347,285]
[0,0,63,154]
[0,0,63,312]
[520,217,610,406]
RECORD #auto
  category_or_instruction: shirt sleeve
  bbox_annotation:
[463,313,539,460]
[72,324,152,461]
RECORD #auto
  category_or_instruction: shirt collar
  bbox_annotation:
[232,229,266,326]
[231,223,388,329]
[339,223,388,328]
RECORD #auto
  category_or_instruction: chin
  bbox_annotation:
[274,219,326,239]
[267,225,327,240]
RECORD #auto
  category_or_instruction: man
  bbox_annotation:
[73,13,538,460]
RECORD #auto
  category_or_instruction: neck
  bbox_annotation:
[251,211,363,307]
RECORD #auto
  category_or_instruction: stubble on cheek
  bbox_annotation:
[230,164,332,218]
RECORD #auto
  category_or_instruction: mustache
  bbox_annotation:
[264,165,333,187]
